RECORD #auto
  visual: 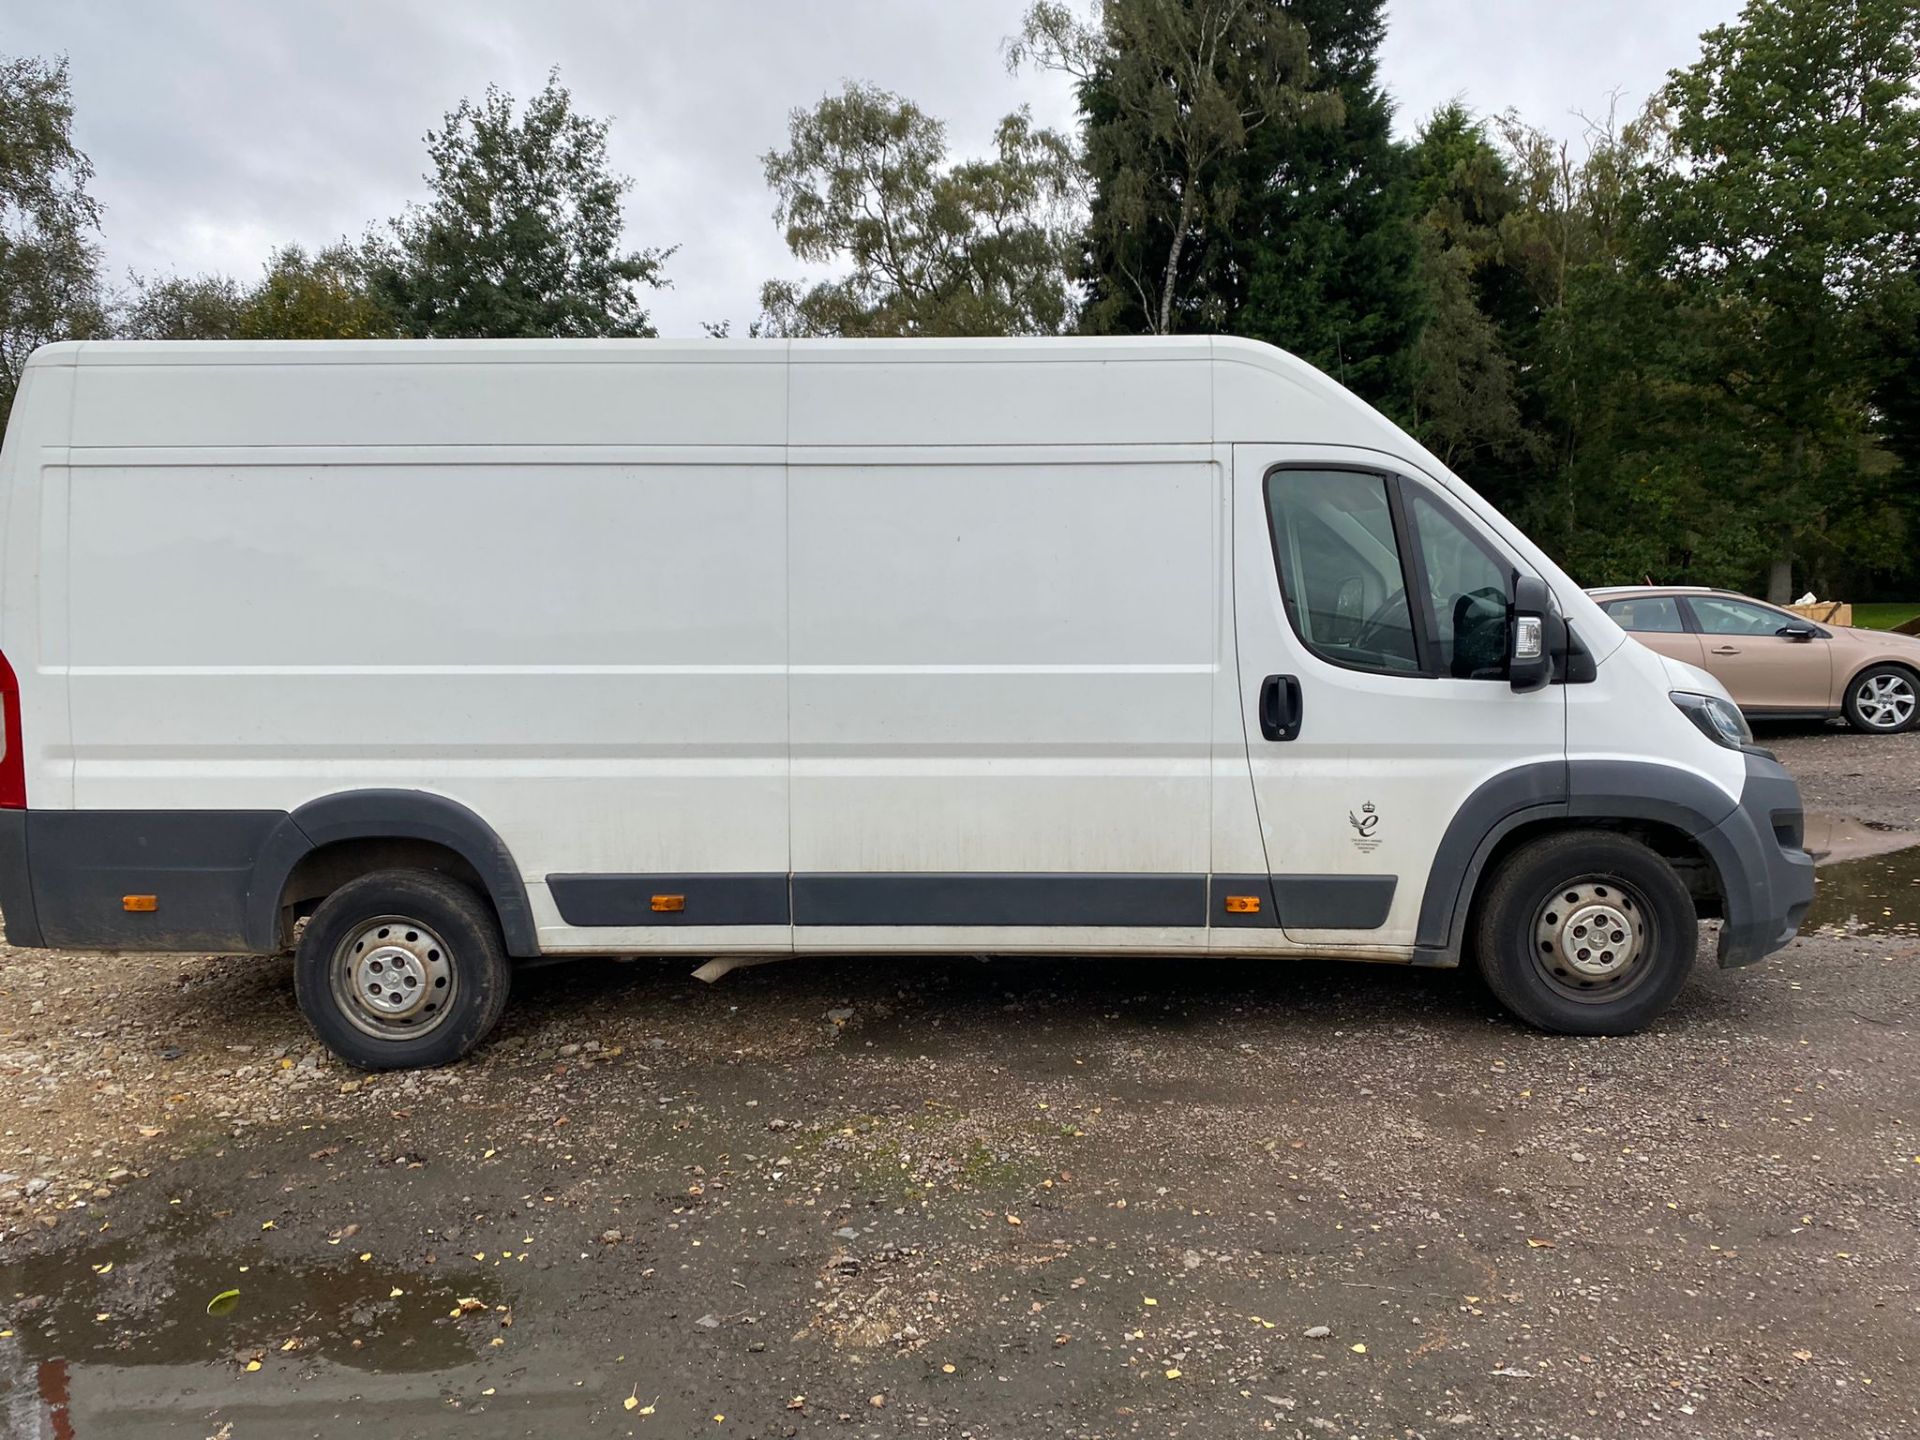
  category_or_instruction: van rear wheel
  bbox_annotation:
[294,869,511,1070]
[1474,830,1696,1035]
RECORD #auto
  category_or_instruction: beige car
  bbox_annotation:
[1589,586,1920,734]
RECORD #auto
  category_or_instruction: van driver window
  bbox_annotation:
[1267,470,1420,673]
[1408,492,1511,679]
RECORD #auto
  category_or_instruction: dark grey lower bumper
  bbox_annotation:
[0,809,43,947]
[0,809,283,952]
[1699,752,1815,967]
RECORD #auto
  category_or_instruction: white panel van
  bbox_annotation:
[0,337,1814,1068]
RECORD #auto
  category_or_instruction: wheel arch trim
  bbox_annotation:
[243,789,539,957]
[1415,758,1744,964]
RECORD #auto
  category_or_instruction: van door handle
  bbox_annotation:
[1259,674,1303,742]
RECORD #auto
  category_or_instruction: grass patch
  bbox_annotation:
[1850,603,1920,631]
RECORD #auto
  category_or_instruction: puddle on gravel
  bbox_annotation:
[0,1225,506,1413]
[1803,812,1919,864]
[1805,845,1920,939]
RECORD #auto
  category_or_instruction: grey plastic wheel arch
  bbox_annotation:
[243,789,539,958]
[1414,758,1769,968]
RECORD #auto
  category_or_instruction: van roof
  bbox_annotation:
[26,334,1428,457]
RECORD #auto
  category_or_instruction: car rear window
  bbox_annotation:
[1602,596,1684,633]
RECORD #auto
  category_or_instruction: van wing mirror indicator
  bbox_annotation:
[1509,575,1555,693]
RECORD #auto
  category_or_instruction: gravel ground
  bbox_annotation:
[1,729,1917,1439]
[1757,720,1920,832]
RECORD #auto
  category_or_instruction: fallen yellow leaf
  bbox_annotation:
[389,1287,404,1299]
[1164,1367,1182,1379]
[244,1360,261,1372]
[1526,1237,1555,1248]
[1350,1343,1367,1354]
[260,1221,275,1231]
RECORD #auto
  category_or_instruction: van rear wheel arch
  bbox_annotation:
[245,789,538,957]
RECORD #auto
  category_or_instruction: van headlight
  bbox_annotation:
[1670,690,1754,750]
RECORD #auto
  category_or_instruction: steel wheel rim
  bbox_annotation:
[1855,673,1916,730]
[330,915,457,1040]
[1529,876,1656,1003]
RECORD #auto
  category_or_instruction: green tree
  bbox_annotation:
[0,54,111,432]
[1646,0,1920,600]
[120,271,245,340]
[1403,105,1528,476]
[758,83,1080,337]
[373,70,670,338]
[1012,0,1334,334]
[121,245,392,340]
[237,244,392,339]
[1228,0,1421,412]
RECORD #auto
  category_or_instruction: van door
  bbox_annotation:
[787,452,1217,951]
[1230,447,1567,949]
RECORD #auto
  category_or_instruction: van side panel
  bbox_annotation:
[59,451,790,949]
[787,450,1217,950]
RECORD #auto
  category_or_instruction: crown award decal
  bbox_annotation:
[1348,801,1382,853]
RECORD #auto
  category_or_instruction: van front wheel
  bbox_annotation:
[294,869,511,1070]
[1474,831,1696,1036]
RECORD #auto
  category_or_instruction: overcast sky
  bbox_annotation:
[17,0,1744,337]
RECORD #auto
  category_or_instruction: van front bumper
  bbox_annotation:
[1701,751,1816,967]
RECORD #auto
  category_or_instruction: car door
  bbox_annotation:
[1230,448,1566,949]
[1680,595,1832,713]
[1597,594,1706,670]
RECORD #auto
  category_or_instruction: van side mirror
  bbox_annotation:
[1509,575,1554,693]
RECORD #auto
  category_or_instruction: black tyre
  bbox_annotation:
[1474,830,1697,1036]
[1841,663,1919,734]
[294,869,511,1070]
